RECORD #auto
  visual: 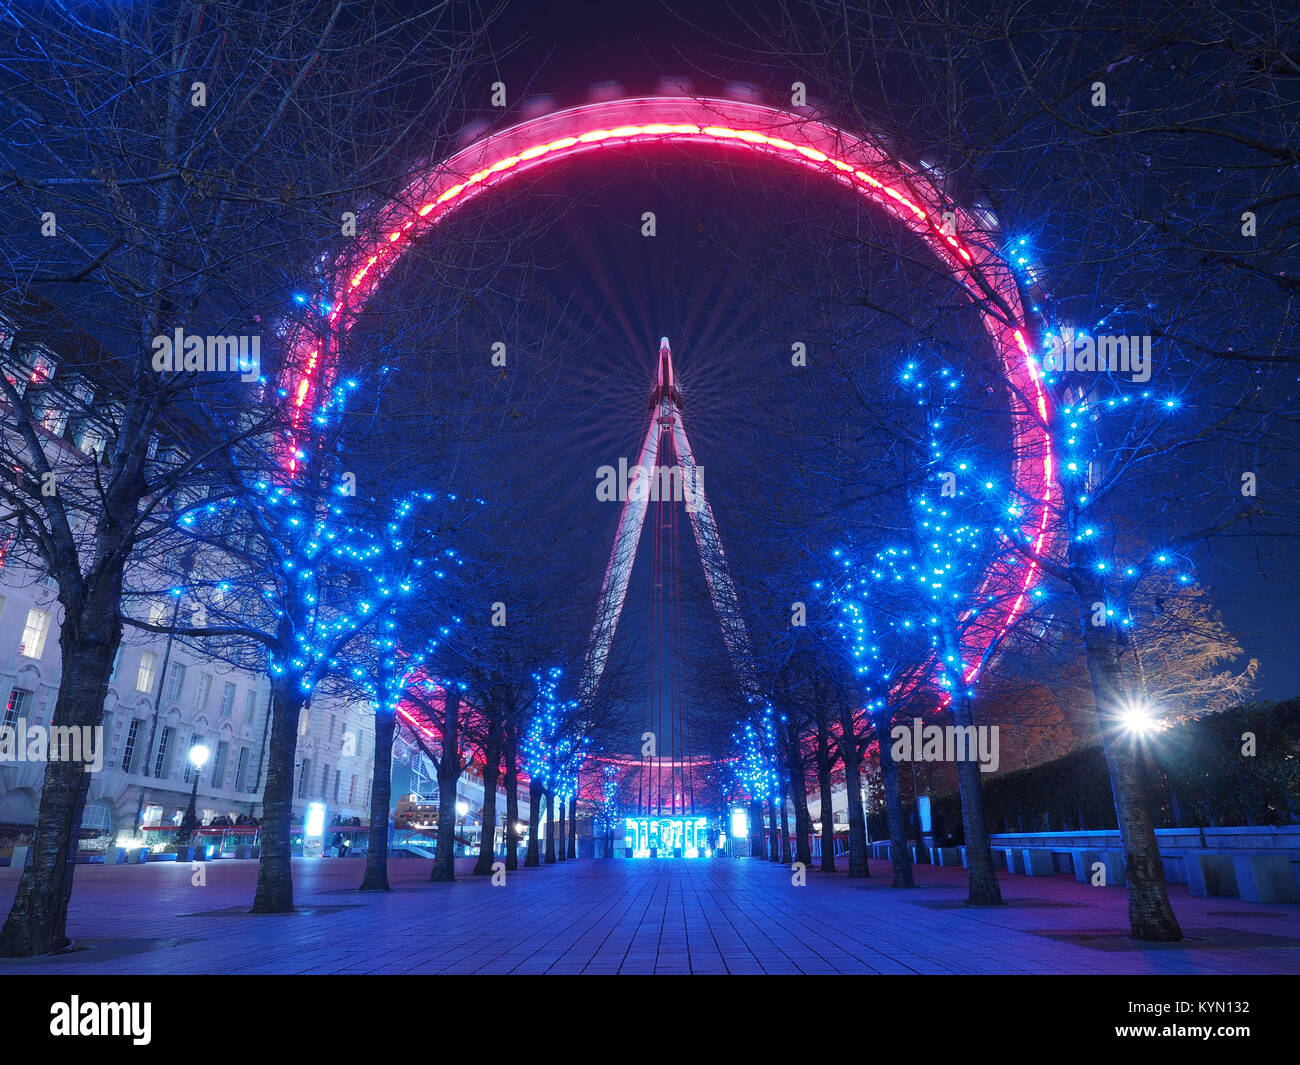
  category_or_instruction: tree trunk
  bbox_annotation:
[767,795,780,861]
[504,731,519,871]
[951,711,1002,905]
[816,727,836,873]
[555,793,567,862]
[473,719,501,876]
[748,798,765,858]
[0,636,115,956]
[789,756,813,867]
[430,688,462,883]
[1079,594,1182,940]
[251,676,308,912]
[875,709,914,888]
[939,616,1002,905]
[844,750,870,878]
[430,768,459,881]
[524,778,542,867]
[779,792,792,864]
[544,791,558,863]
[359,709,396,891]
[567,793,578,859]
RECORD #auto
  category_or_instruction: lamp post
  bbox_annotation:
[455,800,468,857]
[177,743,210,844]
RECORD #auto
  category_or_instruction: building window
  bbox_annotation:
[121,719,143,772]
[3,688,30,731]
[148,602,166,627]
[164,662,186,703]
[153,726,175,778]
[321,763,330,800]
[211,741,228,791]
[19,608,50,659]
[349,775,357,804]
[195,672,212,710]
[234,746,250,792]
[182,732,203,783]
[136,651,156,693]
[219,681,236,718]
[333,768,341,804]
[297,759,312,800]
[243,690,256,726]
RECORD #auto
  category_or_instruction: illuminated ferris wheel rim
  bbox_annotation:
[292,94,1056,683]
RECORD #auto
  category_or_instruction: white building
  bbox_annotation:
[0,551,379,842]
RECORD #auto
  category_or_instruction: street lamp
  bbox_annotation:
[177,743,210,844]
[456,800,469,855]
[1119,699,1163,737]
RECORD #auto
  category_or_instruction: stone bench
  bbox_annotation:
[8,845,29,871]
[1231,854,1299,903]
[1021,849,1056,876]
[910,844,931,865]
[1002,848,1027,874]
[954,846,1005,870]
[934,846,962,867]
[1185,852,1238,898]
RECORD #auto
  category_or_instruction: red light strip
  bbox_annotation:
[283,96,1057,725]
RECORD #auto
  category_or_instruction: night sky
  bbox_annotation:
[361,0,1300,709]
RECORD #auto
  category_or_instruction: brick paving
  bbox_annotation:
[0,855,1296,974]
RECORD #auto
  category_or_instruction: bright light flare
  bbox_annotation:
[1119,701,1163,736]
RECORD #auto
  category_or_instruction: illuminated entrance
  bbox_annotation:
[625,816,709,858]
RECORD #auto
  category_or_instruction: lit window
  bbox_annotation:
[19,608,49,658]
[136,650,156,693]
[195,672,212,710]
[153,726,174,777]
[211,741,228,790]
[3,689,30,731]
[219,681,236,718]
[234,746,250,792]
[164,662,186,703]
[121,719,142,772]
[243,690,257,725]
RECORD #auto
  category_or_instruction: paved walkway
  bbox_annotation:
[1,855,1296,974]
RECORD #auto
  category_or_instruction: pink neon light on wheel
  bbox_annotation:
[285,96,1056,686]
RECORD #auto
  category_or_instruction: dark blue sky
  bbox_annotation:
[393,0,1300,704]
